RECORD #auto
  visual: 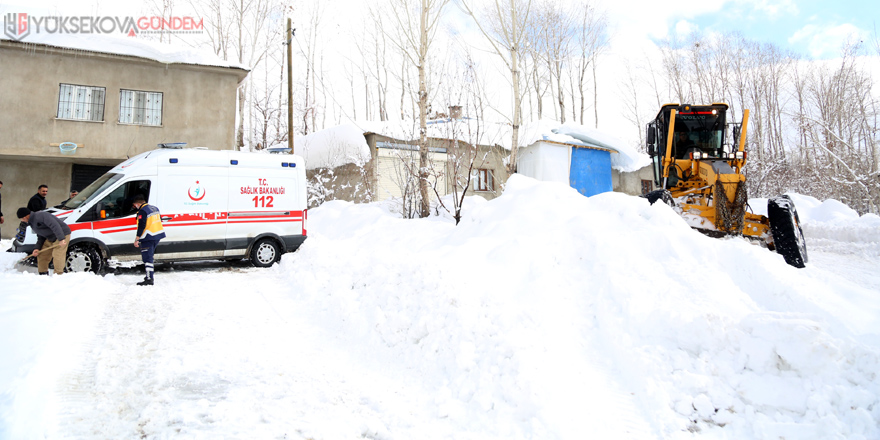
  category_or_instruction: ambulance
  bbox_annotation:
[12,146,308,272]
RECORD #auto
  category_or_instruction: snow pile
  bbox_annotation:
[279,176,880,438]
[1,179,879,439]
[752,193,880,256]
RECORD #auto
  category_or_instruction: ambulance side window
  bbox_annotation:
[85,180,152,221]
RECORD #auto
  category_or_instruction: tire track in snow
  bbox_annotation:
[52,277,177,438]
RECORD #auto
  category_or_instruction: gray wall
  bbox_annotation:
[613,165,655,196]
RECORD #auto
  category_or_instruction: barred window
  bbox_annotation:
[119,89,163,126]
[57,84,105,122]
[475,169,494,192]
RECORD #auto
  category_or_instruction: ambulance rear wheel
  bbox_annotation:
[66,245,104,274]
[250,239,280,268]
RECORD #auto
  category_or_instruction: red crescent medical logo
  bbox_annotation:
[188,181,206,201]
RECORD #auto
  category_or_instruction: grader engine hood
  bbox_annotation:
[698,161,743,201]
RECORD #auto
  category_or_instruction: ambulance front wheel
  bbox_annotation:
[66,244,104,273]
[250,239,280,268]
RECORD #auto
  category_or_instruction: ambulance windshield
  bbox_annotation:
[59,173,123,210]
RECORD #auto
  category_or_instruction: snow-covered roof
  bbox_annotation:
[293,124,371,170]
[0,6,248,71]
[357,118,511,149]
[551,123,652,173]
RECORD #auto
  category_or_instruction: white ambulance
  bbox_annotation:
[12,146,308,272]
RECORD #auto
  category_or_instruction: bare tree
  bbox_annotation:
[192,0,283,150]
[386,0,450,218]
[294,2,325,135]
[618,60,645,149]
[530,0,575,122]
[431,52,492,224]
[145,0,176,43]
[364,7,393,121]
[461,0,533,174]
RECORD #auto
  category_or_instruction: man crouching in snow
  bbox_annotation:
[132,194,165,286]
[17,207,70,275]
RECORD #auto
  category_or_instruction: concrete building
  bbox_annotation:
[366,131,509,204]
[297,118,510,210]
[0,34,248,237]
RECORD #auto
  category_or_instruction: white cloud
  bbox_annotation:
[789,23,870,58]
[674,19,699,37]
[741,0,798,19]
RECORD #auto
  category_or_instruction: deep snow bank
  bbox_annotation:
[281,175,879,439]
[752,194,880,257]
[0,247,112,440]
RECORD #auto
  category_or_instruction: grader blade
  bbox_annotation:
[714,179,746,234]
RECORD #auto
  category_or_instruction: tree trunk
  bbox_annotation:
[592,61,598,128]
[418,0,431,218]
[509,0,521,175]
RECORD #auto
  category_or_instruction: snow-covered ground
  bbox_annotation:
[1,176,878,439]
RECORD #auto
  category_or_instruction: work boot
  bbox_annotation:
[39,272,49,276]
[137,278,154,286]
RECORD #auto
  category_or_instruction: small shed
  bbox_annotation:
[516,122,651,197]
[518,140,614,197]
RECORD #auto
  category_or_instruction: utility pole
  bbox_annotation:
[287,18,295,154]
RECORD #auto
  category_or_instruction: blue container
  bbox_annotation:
[569,147,612,197]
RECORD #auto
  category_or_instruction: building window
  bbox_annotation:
[475,169,494,192]
[119,89,163,126]
[57,84,105,122]
[641,179,653,195]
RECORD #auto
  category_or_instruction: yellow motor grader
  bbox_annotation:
[644,103,808,268]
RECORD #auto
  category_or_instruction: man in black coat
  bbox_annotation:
[28,185,49,212]
[17,207,71,275]
[16,184,49,242]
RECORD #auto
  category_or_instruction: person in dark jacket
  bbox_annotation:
[17,207,71,275]
[17,185,49,242]
[28,185,48,212]
[59,189,79,207]
[132,194,165,286]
